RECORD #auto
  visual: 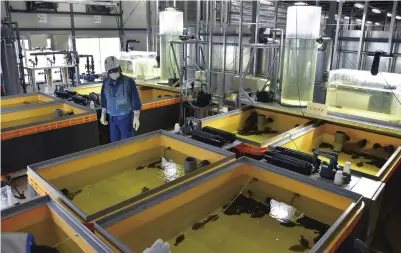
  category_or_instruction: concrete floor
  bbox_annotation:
[9,176,31,203]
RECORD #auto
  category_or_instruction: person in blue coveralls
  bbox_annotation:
[100,56,142,142]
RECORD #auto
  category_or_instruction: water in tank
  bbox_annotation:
[326,69,401,123]
[281,6,321,106]
[159,8,183,81]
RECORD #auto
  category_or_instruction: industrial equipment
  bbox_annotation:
[27,50,80,89]
[94,158,365,253]
[181,117,202,135]
[27,130,234,221]
[281,6,322,106]
[326,69,401,123]
[1,20,26,95]
[26,1,58,11]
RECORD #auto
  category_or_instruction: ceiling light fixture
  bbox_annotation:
[375,22,380,25]
[294,2,307,6]
[372,8,381,14]
[356,18,362,22]
[366,21,372,24]
[396,15,401,20]
[260,0,273,5]
[387,13,392,17]
[344,16,350,20]
[354,3,364,9]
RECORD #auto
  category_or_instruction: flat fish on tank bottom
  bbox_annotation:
[174,234,185,246]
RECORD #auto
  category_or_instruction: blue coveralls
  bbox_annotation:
[101,75,142,142]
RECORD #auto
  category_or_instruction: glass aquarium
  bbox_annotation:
[281,39,318,106]
[159,7,183,81]
[119,51,160,80]
[281,6,321,106]
[326,69,401,123]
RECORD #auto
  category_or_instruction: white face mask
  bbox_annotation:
[109,72,120,80]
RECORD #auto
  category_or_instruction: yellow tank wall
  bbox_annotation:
[1,103,87,125]
[1,94,54,108]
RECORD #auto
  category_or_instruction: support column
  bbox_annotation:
[356,1,369,70]
[332,0,343,69]
[250,0,260,76]
[70,3,79,85]
[119,1,124,51]
[387,0,398,72]
[146,0,152,52]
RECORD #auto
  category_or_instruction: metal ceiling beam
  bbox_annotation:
[18,28,147,31]
[10,9,120,16]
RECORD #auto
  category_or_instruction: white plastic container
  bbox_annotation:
[343,161,351,174]
[334,170,343,186]
[174,123,181,134]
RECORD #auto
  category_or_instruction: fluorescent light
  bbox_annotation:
[366,21,372,24]
[354,3,364,9]
[294,2,307,6]
[324,15,329,19]
[260,0,273,4]
[344,16,350,20]
[356,18,362,22]
[372,8,381,14]
[375,22,380,25]
[396,16,401,20]
[387,13,392,17]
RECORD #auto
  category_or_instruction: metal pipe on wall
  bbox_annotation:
[332,0,343,70]
[11,22,26,93]
[208,0,213,88]
[221,0,227,97]
[195,0,200,66]
[237,0,244,106]
[119,1,124,51]
[69,3,79,86]
[387,0,398,72]
[251,0,260,76]
[155,0,159,55]
[184,0,188,80]
[356,0,369,70]
[146,0,151,52]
